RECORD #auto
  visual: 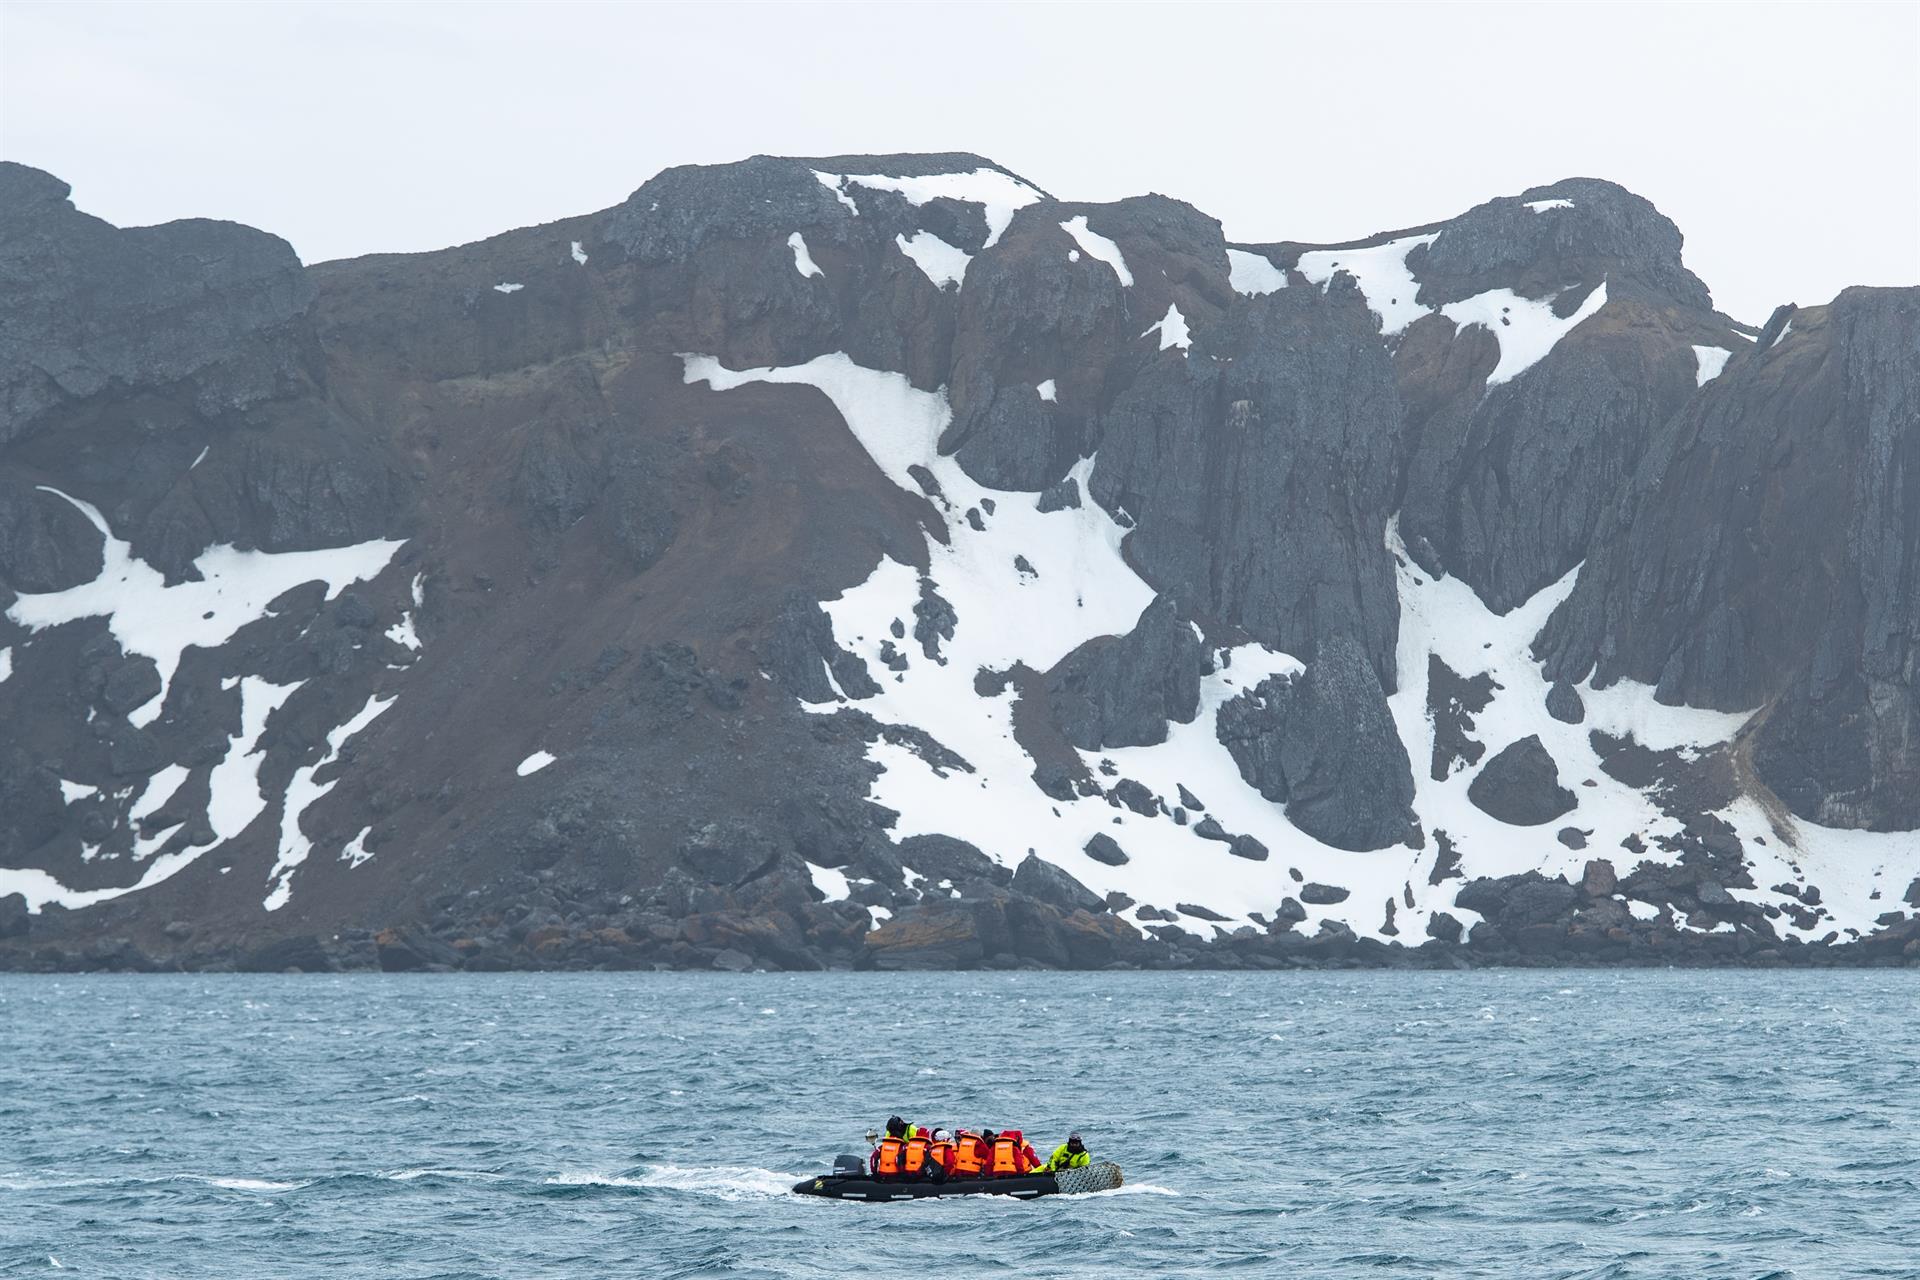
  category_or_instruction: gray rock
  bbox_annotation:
[1046,595,1203,749]
[1083,833,1129,866]
[1546,681,1586,724]
[1425,911,1462,944]
[1468,736,1576,825]
[1299,883,1350,905]
[1010,853,1104,914]
[1217,636,1418,850]
[1089,276,1406,685]
[1227,834,1269,862]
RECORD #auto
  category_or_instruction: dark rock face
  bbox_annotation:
[1045,595,1202,749]
[1089,276,1406,684]
[1411,178,1714,313]
[4,151,1918,974]
[1468,736,1576,826]
[1216,636,1417,850]
[1,162,314,441]
[1538,290,1920,829]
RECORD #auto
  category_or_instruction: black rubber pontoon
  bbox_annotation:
[792,1158,1122,1200]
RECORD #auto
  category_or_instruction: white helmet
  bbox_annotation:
[931,1128,951,1142]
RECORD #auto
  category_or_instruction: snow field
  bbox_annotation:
[815,168,1043,248]
[1297,234,1611,385]
[1693,344,1733,386]
[6,488,402,727]
[1296,233,1438,336]
[894,230,970,288]
[264,694,396,911]
[1438,283,1609,386]
[1226,248,1288,296]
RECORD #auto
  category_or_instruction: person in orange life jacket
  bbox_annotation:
[901,1126,948,1183]
[987,1128,1041,1176]
[926,1128,960,1177]
[949,1129,990,1178]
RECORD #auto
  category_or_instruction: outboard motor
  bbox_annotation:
[832,1153,865,1177]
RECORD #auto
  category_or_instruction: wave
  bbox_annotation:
[1083,1182,1180,1198]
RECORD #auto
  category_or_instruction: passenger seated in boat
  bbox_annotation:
[987,1128,1041,1176]
[949,1129,989,1178]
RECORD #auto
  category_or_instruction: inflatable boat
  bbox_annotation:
[792,1154,1123,1200]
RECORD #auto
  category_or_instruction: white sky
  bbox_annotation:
[2,0,1916,324]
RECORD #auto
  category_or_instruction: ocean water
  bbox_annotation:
[2,971,1915,1279]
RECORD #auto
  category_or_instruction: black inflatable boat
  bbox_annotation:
[792,1154,1123,1201]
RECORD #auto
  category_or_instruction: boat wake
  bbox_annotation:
[544,1165,800,1200]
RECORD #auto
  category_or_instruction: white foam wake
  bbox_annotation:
[545,1164,799,1200]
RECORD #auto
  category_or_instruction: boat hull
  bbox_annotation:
[792,1160,1122,1200]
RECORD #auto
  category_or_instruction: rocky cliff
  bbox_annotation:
[2,154,1916,973]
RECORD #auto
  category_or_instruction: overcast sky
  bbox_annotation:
[3,0,1915,323]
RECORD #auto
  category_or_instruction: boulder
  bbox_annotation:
[1010,853,1104,914]
[1216,636,1417,850]
[1468,736,1576,825]
[1046,595,1203,749]
[1299,883,1350,905]
[1546,681,1586,724]
[1582,859,1619,897]
[1083,833,1130,867]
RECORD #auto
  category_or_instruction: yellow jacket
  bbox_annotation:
[1045,1143,1090,1171]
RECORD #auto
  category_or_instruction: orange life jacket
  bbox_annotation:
[903,1134,935,1175]
[990,1134,1022,1176]
[951,1133,986,1176]
[874,1135,907,1177]
[929,1139,956,1172]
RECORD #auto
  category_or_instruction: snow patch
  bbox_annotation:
[822,168,1042,248]
[805,862,851,902]
[1141,304,1191,352]
[189,446,209,470]
[1226,248,1288,296]
[1525,199,1576,213]
[786,232,822,280]
[59,780,98,805]
[570,241,589,265]
[516,750,557,777]
[264,693,396,911]
[492,282,523,294]
[386,614,420,651]
[1060,215,1132,286]
[812,170,860,216]
[1692,345,1733,386]
[6,488,402,728]
[895,230,971,289]
[0,647,10,683]
[1036,379,1057,403]
[1439,282,1609,386]
[340,826,375,868]
[1296,233,1438,337]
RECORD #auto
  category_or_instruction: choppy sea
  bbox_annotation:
[2,971,1915,1278]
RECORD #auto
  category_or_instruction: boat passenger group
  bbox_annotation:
[867,1115,1091,1182]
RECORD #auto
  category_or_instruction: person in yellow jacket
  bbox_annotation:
[1044,1132,1091,1171]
